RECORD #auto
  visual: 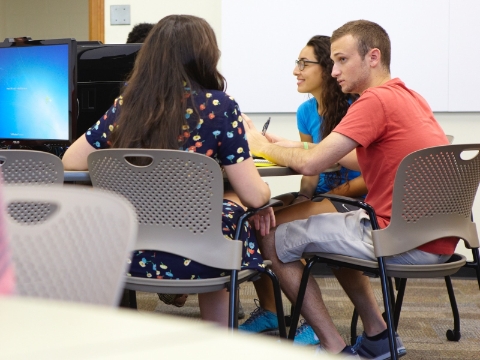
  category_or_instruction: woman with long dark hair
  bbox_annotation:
[63,15,273,326]
[278,35,365,208]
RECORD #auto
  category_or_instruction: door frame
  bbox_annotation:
[89,0,104,42]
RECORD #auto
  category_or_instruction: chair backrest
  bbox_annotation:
[0,150,63,185]
[87,149,243,270]
[373,144,480,257]
[4,185,137,306]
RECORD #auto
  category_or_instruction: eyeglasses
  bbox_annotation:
[295,59,320,71]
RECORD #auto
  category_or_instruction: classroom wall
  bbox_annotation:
[0,0,88,41]
[221,0,480,113]
[0,1,5,38]
[103,0,222,45]
[2,0,478,259]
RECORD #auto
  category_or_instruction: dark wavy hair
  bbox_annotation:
[126,23,154,43]
[306,35,359,188]
[110,15,225,150]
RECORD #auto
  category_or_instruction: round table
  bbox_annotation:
[0,296,335,359]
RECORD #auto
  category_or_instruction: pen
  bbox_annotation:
[261,117,271,136]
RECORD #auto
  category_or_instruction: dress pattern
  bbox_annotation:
[85,86,265,279]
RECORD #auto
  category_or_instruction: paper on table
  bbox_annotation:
[254,158,276,167]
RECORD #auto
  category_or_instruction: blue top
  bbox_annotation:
[85,88,251,166]
[297,97,361,194]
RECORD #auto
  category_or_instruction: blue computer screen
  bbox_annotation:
[0,44,70,141]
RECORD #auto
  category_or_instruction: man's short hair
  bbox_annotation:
[331,20,391,72]
[126,23,155,43]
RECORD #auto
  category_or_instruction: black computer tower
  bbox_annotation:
[76,43,141,139]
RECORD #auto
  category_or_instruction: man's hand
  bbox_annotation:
[243,113,301,155]
[242,113,272,156]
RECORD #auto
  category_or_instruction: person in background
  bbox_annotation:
[240,35,367,346]
[62,14,273,327]
[0,173,15,295]
[244,20,454,358]
[126,22,154,43]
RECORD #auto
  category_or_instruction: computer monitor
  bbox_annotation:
[76,43,141,139]
[0,37,77,147]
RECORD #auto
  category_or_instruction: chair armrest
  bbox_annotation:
[234,199,283,240]
[312,194,380,230]
[247,199,284,213]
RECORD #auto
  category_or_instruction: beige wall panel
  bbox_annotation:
[0,0,88,40]
[104,0,221,44]
[0,1,6,39]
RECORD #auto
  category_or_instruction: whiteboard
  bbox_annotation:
[448,0,480,112]
[221,0,467,112]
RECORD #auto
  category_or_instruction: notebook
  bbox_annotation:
[254,158,276,167]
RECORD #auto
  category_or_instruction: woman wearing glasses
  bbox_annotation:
[63,15,273,326]
[239,35,367,344]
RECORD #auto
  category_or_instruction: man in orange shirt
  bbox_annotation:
[245,20,452,359]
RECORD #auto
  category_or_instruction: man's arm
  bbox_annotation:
[338,149,360,171]
[244,116,359,176]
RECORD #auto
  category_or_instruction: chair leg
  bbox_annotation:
[263,268,287,339]
[350,308,359,345]
[287,257,318,341]
[378,258,398,360]
[444,275,461,341]
[284,304,294,327]
[128,289,137,309]
[466,248,480,290]
[393,278,407,331]
[228,269,239,330]
[387,277,397,310]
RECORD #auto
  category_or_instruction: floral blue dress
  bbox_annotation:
[84,87,265,279]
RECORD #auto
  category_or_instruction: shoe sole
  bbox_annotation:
[262,329,280,336]
[362,349,406,360]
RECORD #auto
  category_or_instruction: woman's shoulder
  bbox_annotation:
[297,97,317,113]
[191,89,241,122]
[194,89,238,106]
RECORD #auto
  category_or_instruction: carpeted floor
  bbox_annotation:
[134,276,480,359]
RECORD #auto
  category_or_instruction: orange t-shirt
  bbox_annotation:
[334,78,457,254]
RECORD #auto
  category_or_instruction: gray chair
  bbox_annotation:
[4,185,137,306]
[288,144,480,359]
[0,149,64,185]
[87,149,286,333]
[444,136,480,289]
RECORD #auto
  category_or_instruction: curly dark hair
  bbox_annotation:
[126,23,155,43]
[305,35,359,188]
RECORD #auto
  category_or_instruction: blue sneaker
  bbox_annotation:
[353,331,406,359]
[238,301,278,333]
[293,320,320,346]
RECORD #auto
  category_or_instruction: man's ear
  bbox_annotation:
[368,48,381,68]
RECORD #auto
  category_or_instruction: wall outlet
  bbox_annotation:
[110,5,131,25]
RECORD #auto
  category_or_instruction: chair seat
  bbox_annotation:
[124,269,258,294]
[305,253,467,278]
